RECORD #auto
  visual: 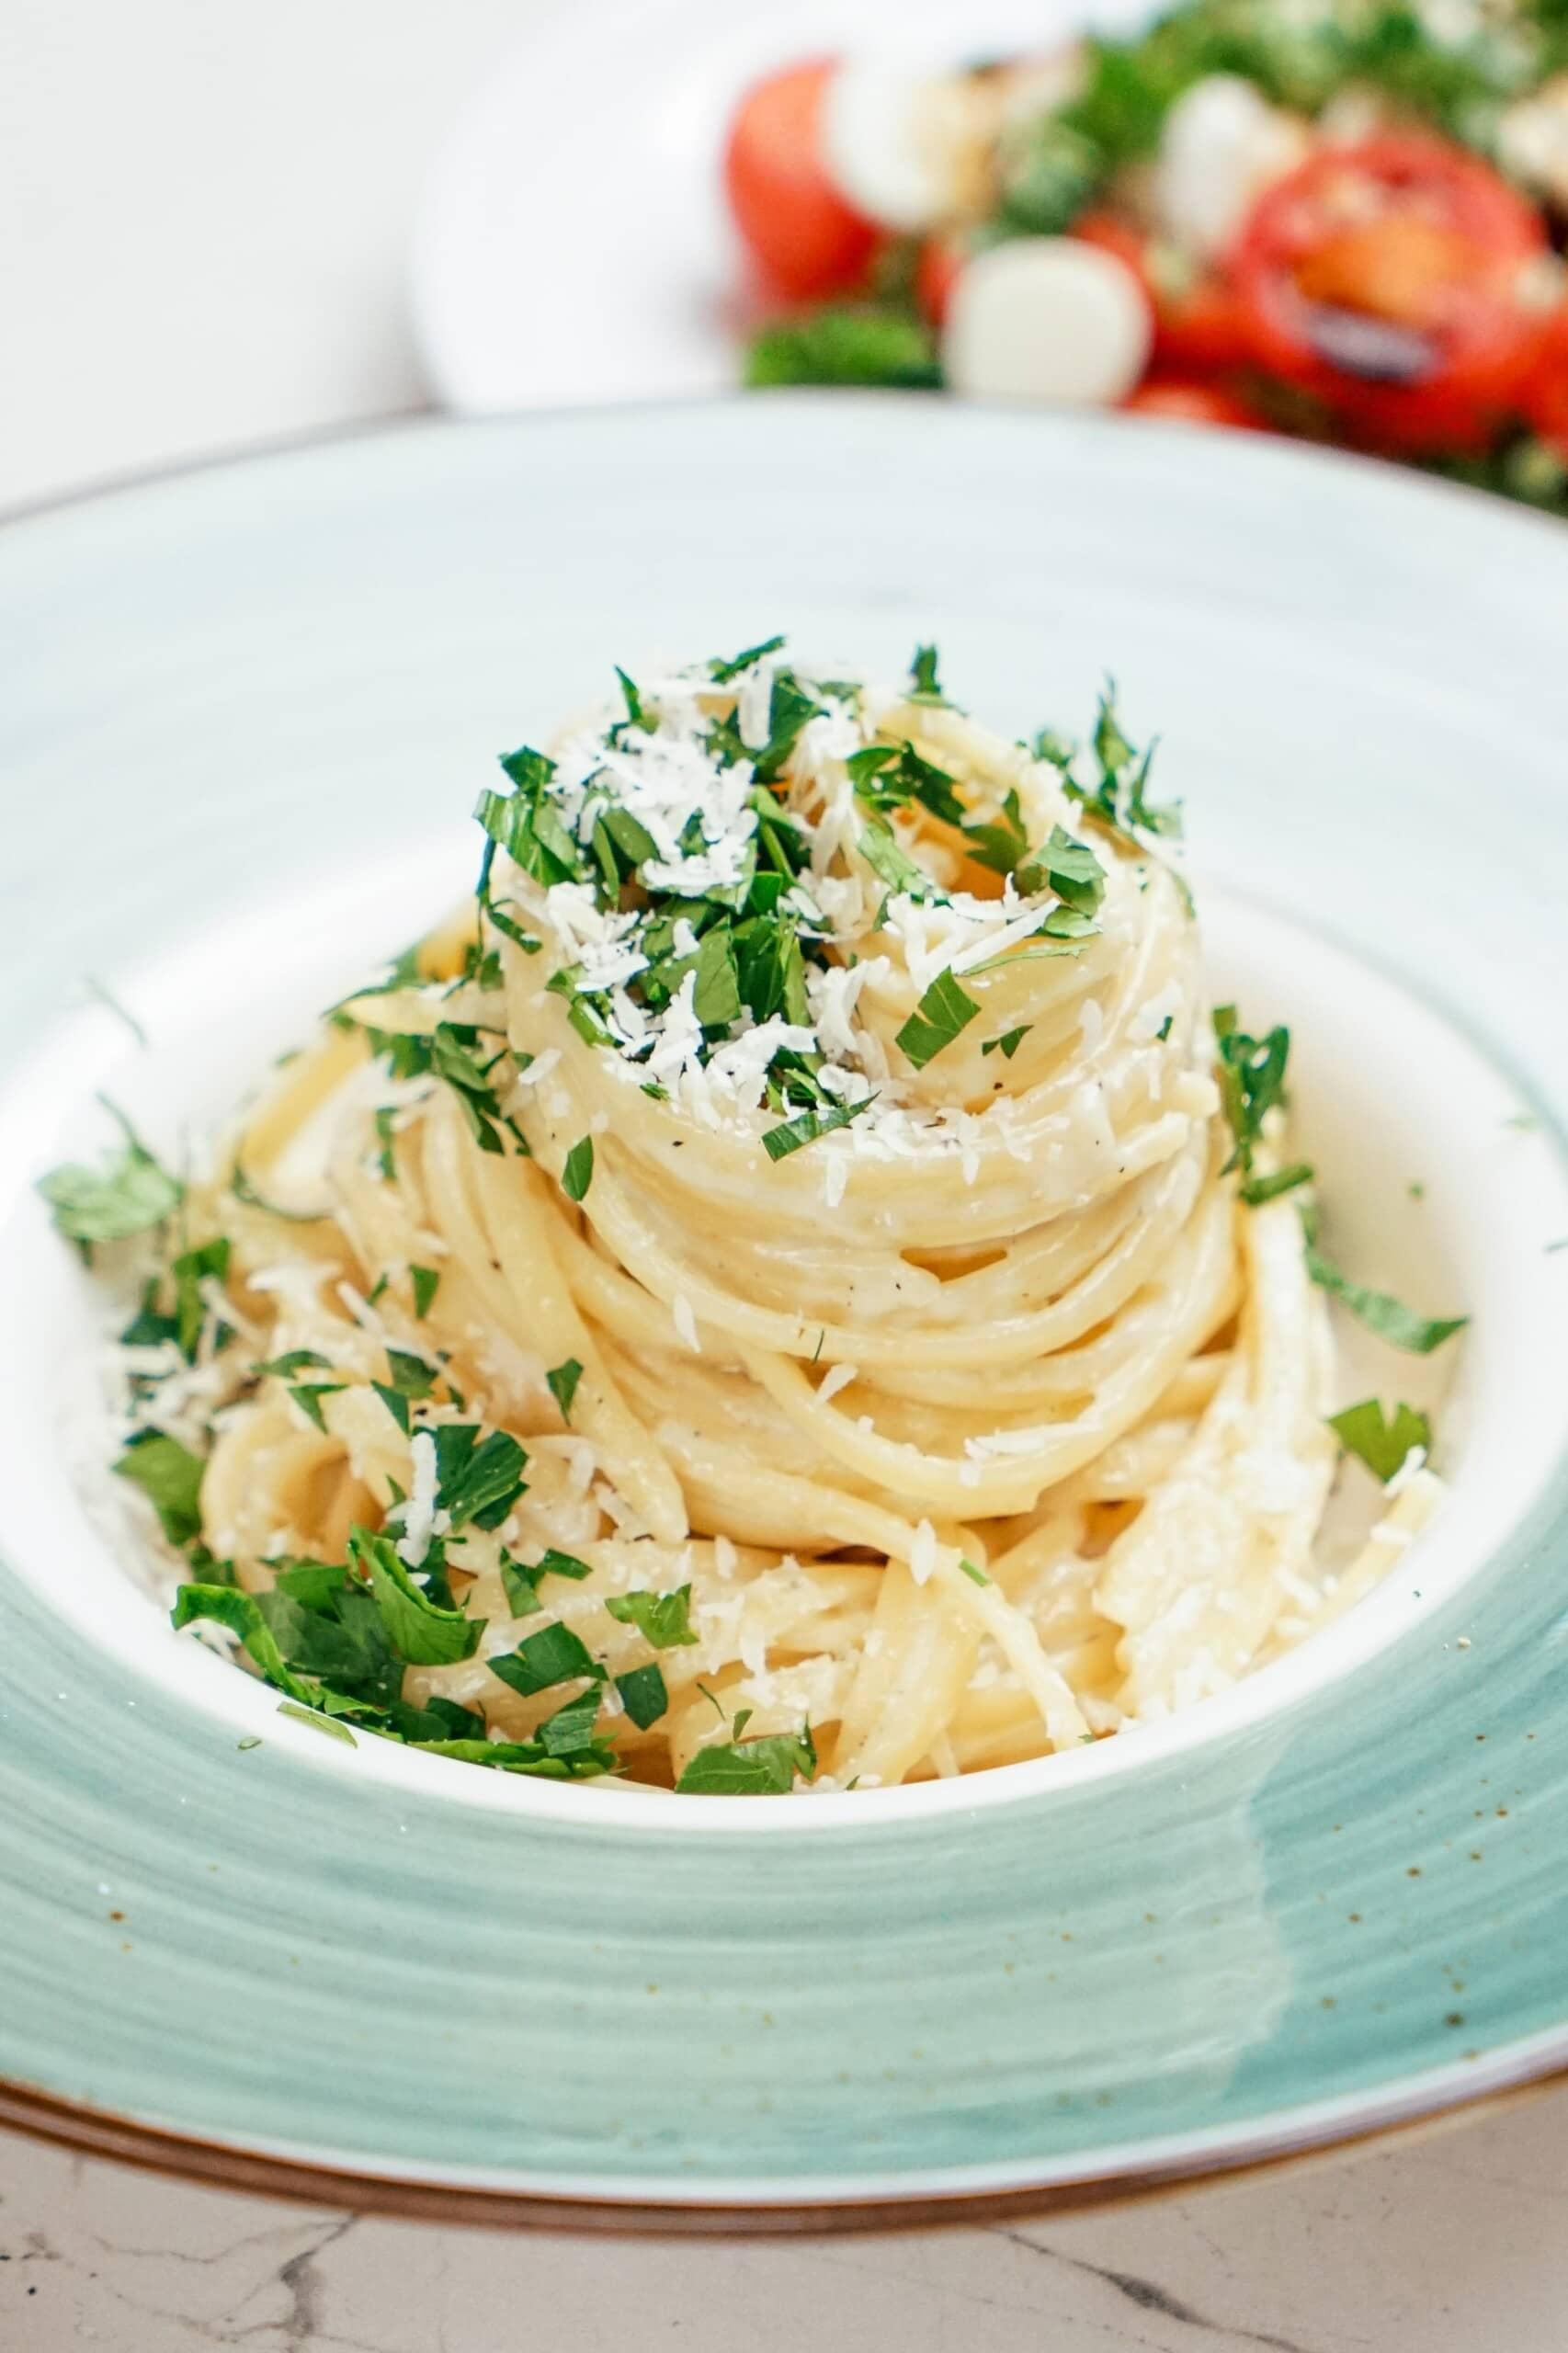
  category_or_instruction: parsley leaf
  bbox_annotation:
[546,1357,584,1424]
[167,1235,231,1360]
[432,1424,528,1531]
[39,1103,183,1249]
[1213,1005,1296,1182]
[475,746,581,886]
[908,643,943,702]
[500,1544,590,1618]
[410,1265,440,1319]
[1056,685,1182,847]
[115,1431,205,1547]
[605,1584,698,1648]
[761,1096,874,1162]
[562,1136,595,1202]
[349,1526,483,1666]
[982,1026,1031,1060]
[172,1583,326,1710]
[710,635,786,684]
[1240,1162,1314,1206]
[896,968,983,1071]
[289,1382,345,1432]
[489,1620,603,1699]
[1305,1243,1468,1356]
[1327,1398,1432,1483]
[675,1724,817,1794]
[535,1681,606,1756]
[615,1662,669,1730]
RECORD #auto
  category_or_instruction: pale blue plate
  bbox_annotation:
[2,399,1567,2226]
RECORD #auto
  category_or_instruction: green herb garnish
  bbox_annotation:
[562,1137,595,1202]
[605,1585,699,1648]
[115,1431,205,1548]
[39,1103,183,1251]
[1305,1242,1467,1356]
[895,968,982,1071]
[676,1723,817,1795]
[489,1620,603,1699]
[1327,1399,1432,1483]
[615,1663,669,1730]
[546,1357,584,1424]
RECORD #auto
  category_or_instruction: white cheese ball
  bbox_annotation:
[1154,74,1310,260]
[942,237,1153,406]
[819,58,960,234]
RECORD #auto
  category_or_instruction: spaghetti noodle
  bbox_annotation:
[98,642,1444,1791]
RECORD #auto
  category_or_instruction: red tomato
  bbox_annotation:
[1228,135,1551,453]
[915,233,966,328]
[1522,308,1568,454]
[723,60,882,301]
[1073,213,1249,372]
[1122,379,1267,429]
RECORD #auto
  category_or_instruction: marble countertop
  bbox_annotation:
[5,4,1566,2345]
[8,2088,1568,2350]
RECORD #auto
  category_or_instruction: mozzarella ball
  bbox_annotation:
[943,236,1153,406]
[819,58,963,233]
[1155,74,1310,260]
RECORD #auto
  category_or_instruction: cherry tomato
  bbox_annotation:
[1522,307,1568,454]
[1228,135,1552,454]
[1073,213,1250,372]
[723,60,883,301]
[1122,378,1267,429]
[915,233,967,328]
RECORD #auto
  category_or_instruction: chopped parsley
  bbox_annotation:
[347,1525,484,1666]
[760,1096,874,1162]
[430,1423,528,1531]
[983,1027,1031,1060]
[1041,685,1182,851]
[604,1585,699,1648]
[410,1264,441,1318]
[896,968,983,1071]
[1304,1238,1468,1356]
[615,1663,669,1730]
[1213,1004,1297,1189]
[501,1546,593,1617]
[115,1431,205,1548]
[546,1357,584,1424]
[38,1103,183,1252]
[562,1136,595,1202]
[1327,1399,1432,1483]
[489,1620,603,1699]
[172,1565,611,1778]
[908,643,944,703]
[676,1723,817,1794]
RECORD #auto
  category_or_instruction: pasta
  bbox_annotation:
[96,641,1446,1793]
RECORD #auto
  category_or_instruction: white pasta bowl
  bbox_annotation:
[0,397,1565,2224]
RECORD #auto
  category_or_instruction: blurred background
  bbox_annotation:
[6,0,1566,514]
[0,0,523,507]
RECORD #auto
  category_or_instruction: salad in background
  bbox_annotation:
[723,0,1568,510]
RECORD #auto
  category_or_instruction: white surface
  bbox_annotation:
[0,0,531,511]
[4,1,1568,2341]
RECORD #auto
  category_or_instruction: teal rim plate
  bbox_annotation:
[3,397,1568,2228]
